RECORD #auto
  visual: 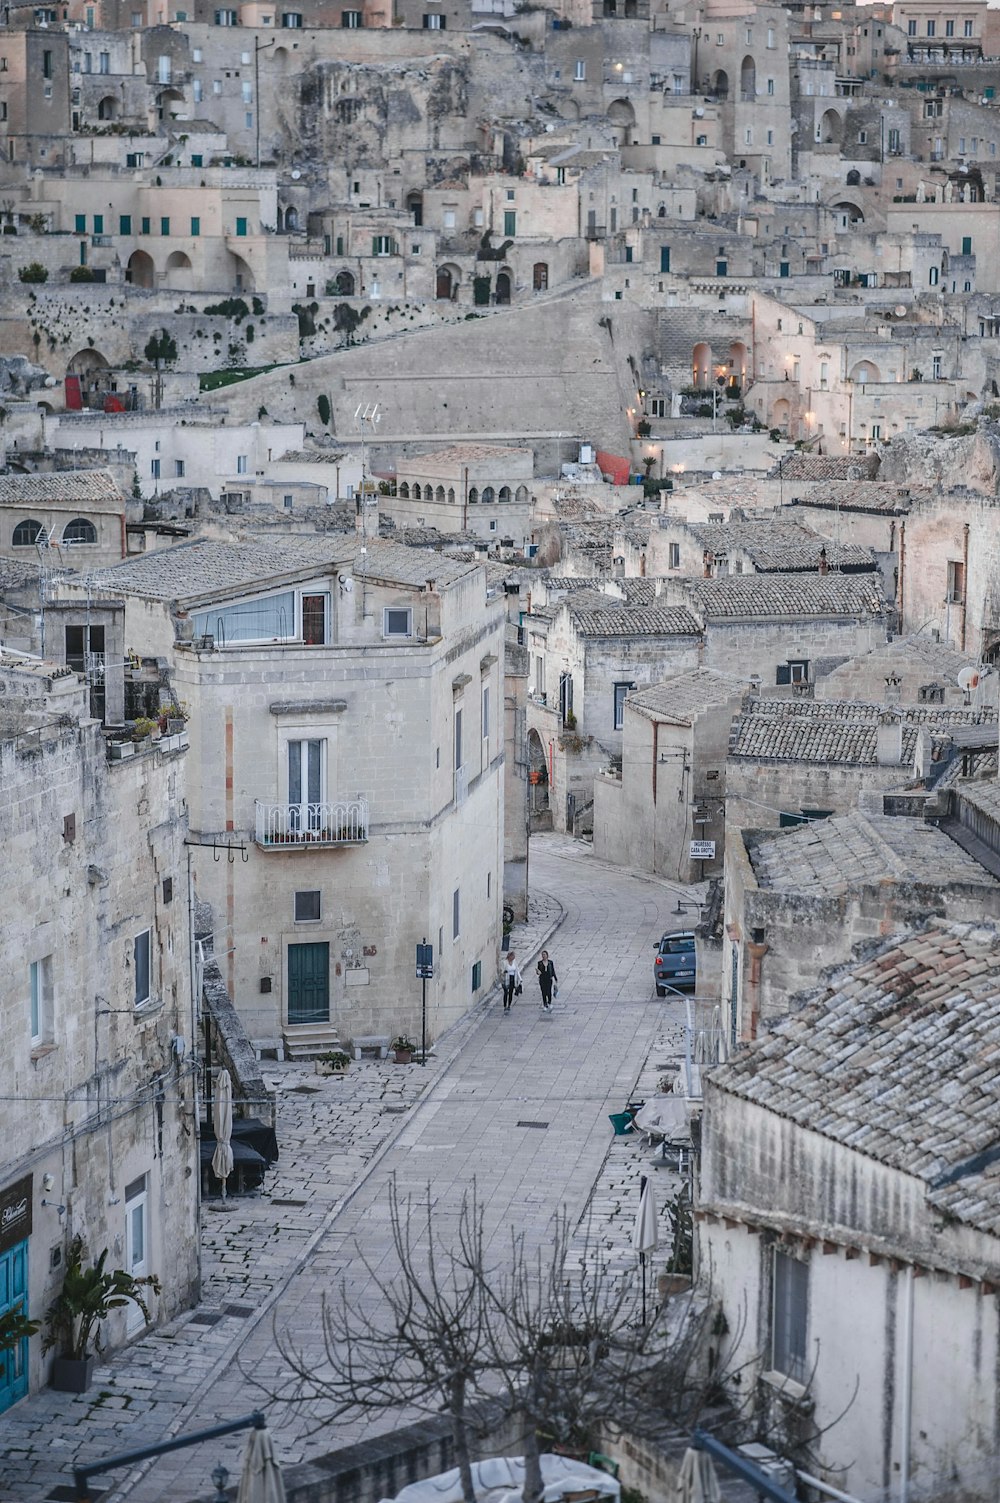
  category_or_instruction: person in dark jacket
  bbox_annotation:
[536,951,557,1011]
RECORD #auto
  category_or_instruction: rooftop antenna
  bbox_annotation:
[354,402,381,618]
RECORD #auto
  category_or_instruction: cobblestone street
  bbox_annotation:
[1,838,699,1503]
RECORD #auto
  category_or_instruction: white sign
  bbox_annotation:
[689,840,716,860]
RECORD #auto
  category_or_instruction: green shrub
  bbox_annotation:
[18,262,47,283]
[317,393,331,426]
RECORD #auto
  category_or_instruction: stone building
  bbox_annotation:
[592,668,743,883]
[0,653,198,1414]
[0,469,127,571]
[386,443,535,546]
[698,917,1000,1503]
[76,532,505,1053]
[723,806,1000,1041]
[647,514,877,579]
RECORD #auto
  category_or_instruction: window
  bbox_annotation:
[716,259,727,276]
[93,213,104,234]
[99,50,110,72]
[236,454,248,475]
[482,684,490,742]
[422,11,445,25]
[716,33,723,43]
[767,25,775,46]
[294,890,321,922]
[932,353,942,379]
[945,19,954,35]
[141,215,151,234]
[29,956,53,1046]
[926,19,935,35]
[75,212,86,233]
[151,458,161,481]
[190,216,200,236]
[503,210,516,237]
[372,234,395,255]
[960,137,967,154]
[574,58,585,80]
[12,518,43,547]
[772,1250,808,1382]
[907,17,916,33]
[472,960,482,992]
[384,606,412,638]
[160,216,170,236]
[767,77,774,94]
[242,80,252,102]
[669,542,681,568]
[42,48,52,78]
[613,681,634,730]
[134,930,151,1007]
[947,560,966,604]
[63,517,97,545]
[245,112,253,129]
[341,8,361,22]
[929,266,939,286]
[172,459,185,479]
[213,79,222,93]
[454,705,463,771]
[284,494,293,509]
[301,593,328,645]
[215,6,237,20]
[235,216,248,236]
[117,212,132,234]
[452,887,460,940]
[965,18,974,35]
[962,235,972,255]
[776,660,809,685]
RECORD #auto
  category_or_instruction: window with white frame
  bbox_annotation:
[613,681,634,730]
[30,956,53,1045]
[669,542,681,568]
[771,1249,808,1382]
[287,738,325,824]
[134,929,152,1007]
[236,454,248,474]
[383,606,413,639]
[574,58,585,80]
[452,887,460,940]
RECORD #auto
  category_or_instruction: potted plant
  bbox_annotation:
[391,1035,417,1064]
[43,1236,161,1393]
[159,701,188,734]
[315,1049,351,1077]
[0,1306,39,1353]
[131,715,159,744]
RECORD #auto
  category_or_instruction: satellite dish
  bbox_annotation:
[694,107,705,118]
[339,576,354,593]
[958,666,980,692]
[712,470,723,480]
[894,305,906,317]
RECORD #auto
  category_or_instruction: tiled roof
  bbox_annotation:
[686,571,886,620]
[771,453,881,482]
[627,670,745,725]
[681,519,875,573]
[568,601,701,637]
[84,534,477,605]
[711,918,1000,1236]
[730,698,995,765]
[0,469,124,510]
[401,443,528,467]
[790,481,916,515]
[617,578,673,605]
[269,449,347,465]
[748,809,998,896]
[0,555,42,592]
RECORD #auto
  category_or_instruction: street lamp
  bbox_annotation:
[211,1464,230,1503]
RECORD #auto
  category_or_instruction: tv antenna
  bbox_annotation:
[354,402,381,616]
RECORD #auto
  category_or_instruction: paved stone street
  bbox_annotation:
[1,837,698,1503]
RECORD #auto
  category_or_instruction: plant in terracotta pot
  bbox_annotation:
[316,1049,351,1077]
[391,1035,417,1064]
[43,1235,161,1392]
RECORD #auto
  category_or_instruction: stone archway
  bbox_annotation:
[527,728,550,823]
[850,360,880,385]
[533,262,548,292]
[127,249,155,289]
[772,397,791,432]
[607,97,636,147]
[692,341,712,389]
[711,69,729,99]
[495,269,512,305]
[229,252,255,293]
[740,56,756,99]
[729,340,748,389]
[819,108,843,146]
[436,264,460,300]
[67,347,112,409]
[97,94,117,120]
[164,250,193,290]
[333,268,355,296]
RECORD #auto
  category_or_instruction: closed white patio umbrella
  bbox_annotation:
[632,1174,658,1324]
[211,1067,235,1202]
[673,1448,721,1503]
[238,1422,287,1503]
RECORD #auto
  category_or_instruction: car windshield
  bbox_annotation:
[661,937,695,954]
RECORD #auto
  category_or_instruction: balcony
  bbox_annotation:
[255,798,368,849]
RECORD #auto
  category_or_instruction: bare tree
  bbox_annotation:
[268,1180,492,1503]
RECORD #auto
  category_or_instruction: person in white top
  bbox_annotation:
[502,952,521,1013]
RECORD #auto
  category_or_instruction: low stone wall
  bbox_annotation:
[202,949,276,1126]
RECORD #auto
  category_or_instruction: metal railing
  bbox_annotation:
[254,797,368,847]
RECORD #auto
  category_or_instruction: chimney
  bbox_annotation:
[818,546,829,576]
[913,725,932,779]
[654,579,663,597]
[876,711,903,766]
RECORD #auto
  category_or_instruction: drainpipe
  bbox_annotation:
[463,465,469,532]
[897,518,905,624]
[745,938,768,1039]
[899,1264,914,1503]
[961,521,970,651]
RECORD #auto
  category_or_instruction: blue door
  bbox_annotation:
[0,1240,29,1412]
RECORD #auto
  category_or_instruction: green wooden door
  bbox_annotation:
[287,942,330,1024]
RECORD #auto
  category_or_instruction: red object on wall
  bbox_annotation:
[596,449,630,485]
[64,375,82,410]
[103,394,125,414]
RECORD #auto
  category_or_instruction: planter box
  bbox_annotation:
[393,1050,414,1065]
[108,741,134,761]
[315,1059,349,1076]
[51,1354,95,1393]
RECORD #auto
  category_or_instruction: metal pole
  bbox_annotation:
[421,935,427,1066]
[74,1411,266,1501]
[692,1430,799,1503]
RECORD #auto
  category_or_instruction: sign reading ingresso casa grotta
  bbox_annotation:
[0,1174,33,1255]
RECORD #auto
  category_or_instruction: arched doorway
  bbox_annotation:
[164,250,193,289]
[729,340,748,390]
[229,253,255,293]
[527,728,549,822]
[711,69,729,99]
[155,87,184,122]
[126,250,154,288]
[97,95,117,121]
[436,265,458,300]
[850,360,880,385]
[740,56,756,99]
[772,397,791,432]
[834,200,864,229]
[284,205,299,232]
[406,191,423,227]
[533,262,548,291]
[495,270,512,305]
[607,98,636,147]
[692,341,712,389]
[819,109,843,146]
[67,348,111,409]
[333,268,355,295]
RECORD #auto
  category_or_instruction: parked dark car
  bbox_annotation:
[654,931,697,996]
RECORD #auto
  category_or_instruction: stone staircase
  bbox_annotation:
[281,1022,343,1060]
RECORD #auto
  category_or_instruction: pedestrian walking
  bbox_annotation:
[536,951,557,1012]
[502,952,522,1013]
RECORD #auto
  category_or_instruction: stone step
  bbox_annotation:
[282,1023,343,1060]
